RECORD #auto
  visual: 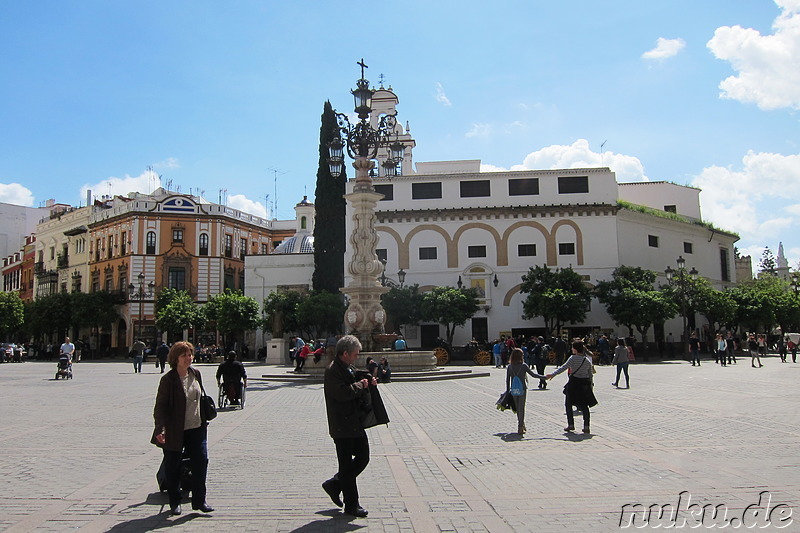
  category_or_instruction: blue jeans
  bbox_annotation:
[162,425,208,508]
[615,362,629,386]
[690,349,700,365]
[493,353,502,367]
[133,356,143,373]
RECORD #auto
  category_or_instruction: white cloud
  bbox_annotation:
[0,183,35,206]
[228,194,267,218]
[692,150,800,241]
[707,1,800,110]
[435,82,452,107]
[81,170,162,202]
[786,203,800,215]
[737,244,765,261]
[486,139,647,182]
[504,121,526,132]
[479,163,507,173]
[642,37,686,60]
[153,157,180,169]
[465,123,492,139]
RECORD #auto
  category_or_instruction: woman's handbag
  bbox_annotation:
[198,378,218,422]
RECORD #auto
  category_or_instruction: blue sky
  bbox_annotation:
[1,0,798,271]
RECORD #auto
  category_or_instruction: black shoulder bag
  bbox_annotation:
[197,374,218,422]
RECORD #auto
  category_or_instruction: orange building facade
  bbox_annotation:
[87,189,293,351]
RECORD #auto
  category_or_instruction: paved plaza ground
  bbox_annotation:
[0,354,798,532]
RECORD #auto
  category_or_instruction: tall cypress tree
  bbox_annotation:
[312,101,347,293]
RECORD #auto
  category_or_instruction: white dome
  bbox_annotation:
[274,234,314,254]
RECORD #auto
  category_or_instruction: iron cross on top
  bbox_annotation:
[357,58,368,79]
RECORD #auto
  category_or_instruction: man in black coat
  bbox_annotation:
[554,336,568,366]
[322,335,375,518]
[156,341,169,373]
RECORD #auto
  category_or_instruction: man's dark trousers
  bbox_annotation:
[334,435,369,509]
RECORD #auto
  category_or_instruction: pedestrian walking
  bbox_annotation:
[493,339,503,368]
[156,341,169,373]
[597,335,610,365]
[532,337,549,390]
[611,338,631,388]
[757,334,768,360]
[60,337,75,361]
[505,348,546,435]
[132,338,146,373]
[547,340,597,434]
[553,336,568,366]
[749,334,763,367]
[321,335,379,518]
[150,341,214,516]
[716,334,727,367]
[688,332,701,366]
[726,332,737,365]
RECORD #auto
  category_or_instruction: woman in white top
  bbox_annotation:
[611,338,631,388]
[151,341,214,516]
[547,340,597,434]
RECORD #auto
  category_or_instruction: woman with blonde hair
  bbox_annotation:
[506,348,546,435]
[151,341,214,516]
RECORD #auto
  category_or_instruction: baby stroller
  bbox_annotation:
[55,356,73,380]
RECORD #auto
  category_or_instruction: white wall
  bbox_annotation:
[618,182,702,220]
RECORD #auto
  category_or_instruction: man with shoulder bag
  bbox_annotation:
[322,335,380,518]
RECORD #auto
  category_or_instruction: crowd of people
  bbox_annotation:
[26,325,793,520]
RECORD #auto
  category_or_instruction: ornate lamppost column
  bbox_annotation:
[128,272,155,343]
[328,60,404,351]
[665,256,698,350]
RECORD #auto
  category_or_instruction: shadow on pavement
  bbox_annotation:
[494,432,524,442]
[289,509,366,532]
[564,432,593,442]
[106,511,206,531]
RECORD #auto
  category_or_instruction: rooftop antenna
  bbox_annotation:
[600,140,607,167]
[264,193,270,219]
[266,167,287,218]
[146,165,161,194]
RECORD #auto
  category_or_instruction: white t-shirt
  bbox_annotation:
[61,342,75,356]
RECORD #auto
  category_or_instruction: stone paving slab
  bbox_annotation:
[0,357,798,532]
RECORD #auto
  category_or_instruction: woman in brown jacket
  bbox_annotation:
[151,341,214,516]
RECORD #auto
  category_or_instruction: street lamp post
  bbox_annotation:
[128,272,155,343]
[665,256,698,349]
[328,59,404,351]
[380,259,407,289]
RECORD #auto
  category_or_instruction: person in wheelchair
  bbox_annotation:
[216,351,247,405]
